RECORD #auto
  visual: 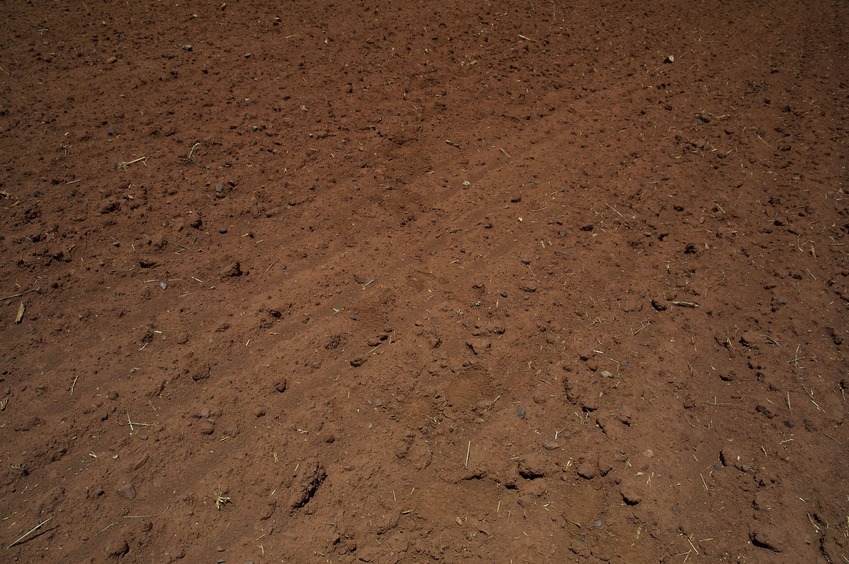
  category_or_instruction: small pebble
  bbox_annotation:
[516,408,526,419]
[117,483,137,500]
[219,227,228,234]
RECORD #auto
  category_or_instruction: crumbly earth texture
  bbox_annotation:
[1,1,848,562]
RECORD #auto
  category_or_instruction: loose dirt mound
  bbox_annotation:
[1,1,848,562]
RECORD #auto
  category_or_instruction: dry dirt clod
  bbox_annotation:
[619,484,642,505]
[517,454,547,479]
[198,420,215,435]
[288,458,326,514]
[465,338,491,355]
[221,261,242,277]
[105,539,130,558]
[750,527,785,552]
[576,461,597,480]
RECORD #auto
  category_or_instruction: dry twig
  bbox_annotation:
[117,156,147,170]
[8,516,52,548]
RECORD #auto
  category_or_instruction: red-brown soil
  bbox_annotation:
[2,1,848,562]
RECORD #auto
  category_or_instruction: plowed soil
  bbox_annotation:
[2,1,848,562]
